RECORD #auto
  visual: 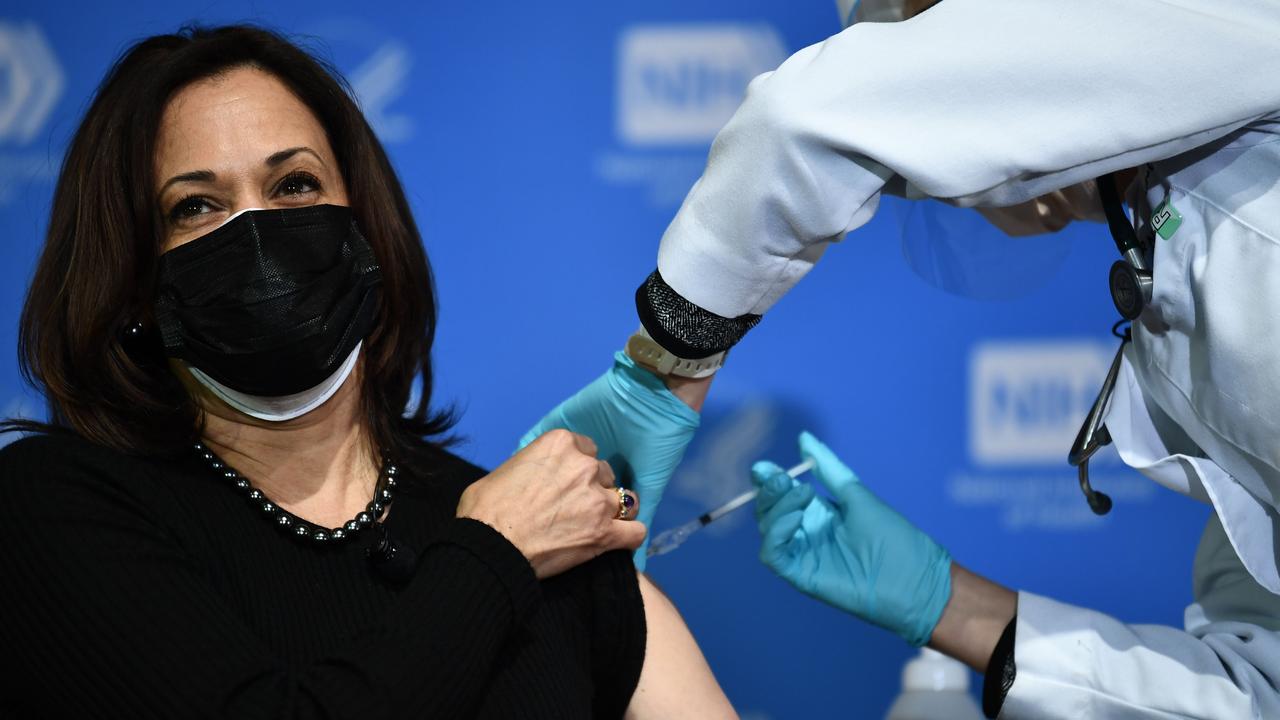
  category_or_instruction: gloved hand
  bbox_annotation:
[752,431,952,647]
[519,351,700,569]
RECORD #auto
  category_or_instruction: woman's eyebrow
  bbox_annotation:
[265,146,324,167]
[158,169,216,197]
[157,147,324,199]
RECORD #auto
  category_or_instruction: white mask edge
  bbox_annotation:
[187,341,363,422]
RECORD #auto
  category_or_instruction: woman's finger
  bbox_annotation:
[570,431,598,459]
[593,459,616,489]
[604,517,648,552]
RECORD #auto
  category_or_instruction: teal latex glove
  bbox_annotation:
[752,431,952,647]
[519,351,700,569]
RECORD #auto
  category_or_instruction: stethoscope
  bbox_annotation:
[1068,171,1155,515]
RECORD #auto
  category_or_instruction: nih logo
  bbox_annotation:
[0,21,63,145]
[347,40,413,144]
[969,341,1113,465]
[616,24,785,145]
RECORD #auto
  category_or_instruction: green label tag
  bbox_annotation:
[1152,197,1183,240]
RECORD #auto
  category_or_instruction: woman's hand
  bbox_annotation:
[458,429,646,579]
[519,351,701,568]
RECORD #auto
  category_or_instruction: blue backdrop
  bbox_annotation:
[0,2,1210,717]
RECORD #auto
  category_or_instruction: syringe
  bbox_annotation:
[647,458,815,558]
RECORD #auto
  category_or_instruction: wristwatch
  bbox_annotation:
[625,326,727,379]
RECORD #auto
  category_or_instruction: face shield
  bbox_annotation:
[837,0,908,26]
[891,198,1080,301]
[833,0,1099,301]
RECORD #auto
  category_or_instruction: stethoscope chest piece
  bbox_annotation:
[1109,259,1152,321]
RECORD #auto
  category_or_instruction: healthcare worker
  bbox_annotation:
[523,0,1280,717]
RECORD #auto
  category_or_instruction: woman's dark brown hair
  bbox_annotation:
[7,25,454,458]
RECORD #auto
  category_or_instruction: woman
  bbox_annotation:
[0,25,734,719]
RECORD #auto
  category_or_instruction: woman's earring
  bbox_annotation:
[119,321,157,360]
[122,321,147,342]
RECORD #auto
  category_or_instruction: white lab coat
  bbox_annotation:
[1010,515,1280,718]
[659,0,1280,317]
[653,0,1280,716]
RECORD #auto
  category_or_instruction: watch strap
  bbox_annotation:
[625,326,726,379]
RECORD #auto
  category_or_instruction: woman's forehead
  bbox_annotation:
[155,67,332,180]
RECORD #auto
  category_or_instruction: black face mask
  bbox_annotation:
[154,204,382,397]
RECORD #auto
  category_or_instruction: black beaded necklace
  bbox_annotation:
[193,441,397,544]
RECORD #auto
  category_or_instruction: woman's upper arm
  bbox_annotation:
[625,573,737,720]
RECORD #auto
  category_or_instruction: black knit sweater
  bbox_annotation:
[0,432,645,718]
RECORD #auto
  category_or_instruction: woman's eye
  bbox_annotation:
[168,196,214,223]
[276,172,321,197]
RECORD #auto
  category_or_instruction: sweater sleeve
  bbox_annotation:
[651,0,1280,327]
[588,553,647,718]
[0,434,541,720]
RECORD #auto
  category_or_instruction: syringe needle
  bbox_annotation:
[646,458,814,557]
[646,517,702,558]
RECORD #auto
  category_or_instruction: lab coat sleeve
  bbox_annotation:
[1003,592,1280,719]
[656,0,1280,318]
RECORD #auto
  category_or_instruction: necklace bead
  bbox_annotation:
[194,441,396,546]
